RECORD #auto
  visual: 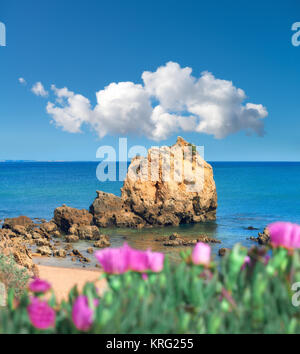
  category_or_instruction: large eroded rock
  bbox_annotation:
[90,137,217,227]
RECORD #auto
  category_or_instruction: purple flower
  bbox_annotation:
[191,242,211,266]
[72,295,98,332]
[27,297,55,330]
[29,278,51,293]
[268,222,300,249]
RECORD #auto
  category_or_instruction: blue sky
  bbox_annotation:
[0,0,300,161]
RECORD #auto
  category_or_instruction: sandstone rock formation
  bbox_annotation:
[90,191,145,228]
[65,235,79,243]
[90,137,217,228]
[2,216,34,230]
[54,205,93,233]
[36,246,52,257]
[0,208,111,267]
[53,249,66,258]
[93,235,110,248]
[0,228,36,274]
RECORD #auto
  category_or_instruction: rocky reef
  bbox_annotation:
[155,233,221,247]
[0,209,110,272]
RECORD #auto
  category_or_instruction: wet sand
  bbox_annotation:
[37,265,107,302]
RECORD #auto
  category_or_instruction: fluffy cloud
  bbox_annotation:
[46,85,91,133]
[43,62,268,140]
[18,77,26,85]
[32,82,48,97]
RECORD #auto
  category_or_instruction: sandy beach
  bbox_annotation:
[37,265,107,302]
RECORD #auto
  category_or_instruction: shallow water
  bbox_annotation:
[1,161,300,268]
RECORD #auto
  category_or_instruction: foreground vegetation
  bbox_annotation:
[0,222,300,334]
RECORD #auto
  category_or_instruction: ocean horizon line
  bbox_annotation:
[1,160,300,163]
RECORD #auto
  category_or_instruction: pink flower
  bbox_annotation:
[191,242,211,266]
[145,250,164,272]
[72,295,98,332]
[127,246,165,273]
[264,254,271,265]
[127,246,149,272]
[268,222,300,249]
[95,245,130,274]
[27,297,55,330]
[95,243,165,274]
[141,273,148,281]
[29,278,51,293]
[241,256,251,270]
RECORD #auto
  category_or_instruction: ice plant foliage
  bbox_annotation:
[27,297,55,330]
[268,222,300,249]
[95,243,164,274]
[3,224,300,334]
[29,278,51,294]
[72,295,98,332]
[191,242,211,266]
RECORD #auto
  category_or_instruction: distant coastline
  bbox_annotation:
[1,160,300,163]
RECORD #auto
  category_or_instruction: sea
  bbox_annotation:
[0,161,299,267]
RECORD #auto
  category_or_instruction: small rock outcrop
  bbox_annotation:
[3,216,34,230]
[257,228,270,245]
[54,205,93,233]
[65,235,79,243]
[53,249,66,258]
[93,235,110,248]
[70,224,107,241]
[249,227,270,245]
[156,233,221,247]
[218,248,230,257]
[90,191,145,228]
[36,246,52,257]
[90,137,217,228]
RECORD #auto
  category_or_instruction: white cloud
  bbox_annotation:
[31,82,48,97]
[92,82,154,138]
[18,77,26,85]
[43,62,268,140]
[46,85,91,133]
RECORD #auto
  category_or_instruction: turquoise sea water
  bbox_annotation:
[0,162,299,265]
